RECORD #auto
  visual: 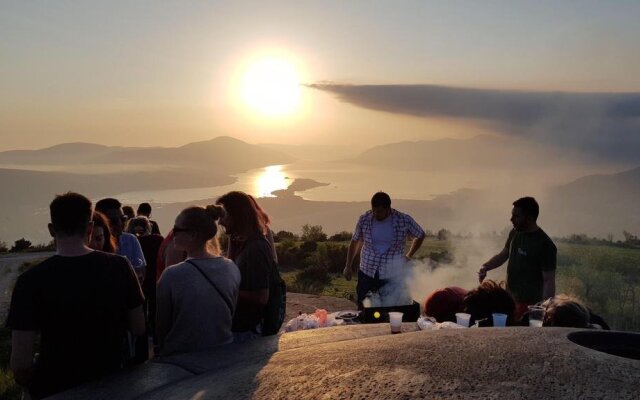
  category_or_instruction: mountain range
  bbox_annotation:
[0,135,638,243]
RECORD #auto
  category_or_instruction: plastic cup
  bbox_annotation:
[528,306,545,327]
[492,313,508,327]
[455,312,471,327]
[389,312,403,334]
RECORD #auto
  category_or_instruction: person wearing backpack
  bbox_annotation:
[216,191,286,341]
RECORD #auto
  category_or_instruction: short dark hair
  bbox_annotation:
[95,198,122,214]
[50,192,92,237]
[137,202,152,216]
[513,197,539,220]
[463,280,515,326]
[371,191,391,208]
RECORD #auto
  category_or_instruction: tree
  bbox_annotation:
[623,231,639,245]
[328,231,352,242]
[0,241,8,253]
[10,238,32,252]
[301,224,327,242]
[437,229,451,241]
[274,230,297,242]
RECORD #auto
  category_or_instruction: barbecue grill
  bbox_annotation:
[362,301,421,323]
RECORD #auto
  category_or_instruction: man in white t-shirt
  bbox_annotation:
[343,192,426,308]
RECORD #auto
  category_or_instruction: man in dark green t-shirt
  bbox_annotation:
[477,197,556,319]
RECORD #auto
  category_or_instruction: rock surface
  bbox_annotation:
[52,325,640,399]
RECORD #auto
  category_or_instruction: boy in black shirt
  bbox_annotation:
[6,192,145,399]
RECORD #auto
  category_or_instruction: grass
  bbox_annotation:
[0,328,22,400]
[282,238,640,331]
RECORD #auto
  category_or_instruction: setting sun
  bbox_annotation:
[240,57,302,117]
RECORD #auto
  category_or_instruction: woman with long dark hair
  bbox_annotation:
[89,211,117,253]
[156,205,240,355]
[216,191,284,340]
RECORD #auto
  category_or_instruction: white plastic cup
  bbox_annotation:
[528,306,545,327]
[389,312,404,334]
[455,312,471,327]
[492,313,508,327]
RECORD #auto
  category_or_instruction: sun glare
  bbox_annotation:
[240,57,302,117]
[255,165,290,197]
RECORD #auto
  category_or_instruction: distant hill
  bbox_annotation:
[260,143,362,162]
[91,136,295,171]
[544,166,640,237]
[0,142,132,165]
[348,135,595,171]
[0,136,294,171]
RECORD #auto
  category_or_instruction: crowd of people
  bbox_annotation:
[5,192,284,399]
[4,190,603,399]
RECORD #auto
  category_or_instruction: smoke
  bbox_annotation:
[405,236,508,309]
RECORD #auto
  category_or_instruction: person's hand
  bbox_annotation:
[343,265,352,281]
[478,266,487,283]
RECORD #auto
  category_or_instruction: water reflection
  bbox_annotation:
[254,165,290,197]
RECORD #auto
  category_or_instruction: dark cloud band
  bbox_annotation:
[308,83,640,162]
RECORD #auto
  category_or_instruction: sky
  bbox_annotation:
[1,0,640,151]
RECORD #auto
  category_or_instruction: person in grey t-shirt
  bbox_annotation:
[156,205,240,355]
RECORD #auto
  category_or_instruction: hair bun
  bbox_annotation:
[205,204,225,221]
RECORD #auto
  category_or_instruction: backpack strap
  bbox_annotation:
[185,259,234,316]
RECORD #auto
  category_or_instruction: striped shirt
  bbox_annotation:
[352,209,425,279]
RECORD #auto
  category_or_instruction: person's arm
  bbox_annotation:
[405,234,425,260]
[10,330,37,385]
[343,239,363,281]
[542,270,556,299]
[131,236,147,282]
[478,247,509,282]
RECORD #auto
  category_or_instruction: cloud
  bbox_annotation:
[308,83,640,162]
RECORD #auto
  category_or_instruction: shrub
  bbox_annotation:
[290,265,331,294]
[437,229,451,241]
[0,242,7,253]
[301,224,327,242]
[274,230,297,242]
[328,231,352,242]
[300,240,318,253]
[10,238,31,253]
[308,242,349,274]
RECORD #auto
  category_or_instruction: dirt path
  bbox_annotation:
[0,252,53,320]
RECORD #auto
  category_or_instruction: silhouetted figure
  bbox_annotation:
[96,198,147,281]
[478,197,556,320]
[216,191,285,339]
[343,191,425,309]
[6,192,145,399]
[122,205,135,221]
[137,202,161,235]
[126,216,164,350]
